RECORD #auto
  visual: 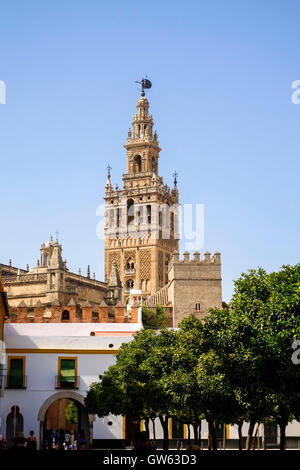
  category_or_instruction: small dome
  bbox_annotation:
[137,96,149,106]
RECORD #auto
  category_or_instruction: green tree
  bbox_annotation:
[262,265,300,450]
[86,264,300,451]
[142,304,167,329]
[202,302,273,450]
[166,315,206,447]
[204,264,300,450]
[65,401,78,424]
[85,328,176,449]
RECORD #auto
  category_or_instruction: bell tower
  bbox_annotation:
[104,84,179,303]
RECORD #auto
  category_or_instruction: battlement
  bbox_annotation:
[167,250,222,327]
[5,302,139,324]
[169,250,221,269]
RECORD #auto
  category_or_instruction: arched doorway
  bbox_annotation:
[37,391,95,449]
[6,405,24,447]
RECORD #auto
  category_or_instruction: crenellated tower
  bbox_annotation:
[104,90,179,303]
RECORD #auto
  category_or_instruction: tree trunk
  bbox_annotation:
[192,423,198,444]
[279,420,287,451]
[208,420,217,451]
[198,420,202,448]
[144,418,150,439]
[238,420,243,451]
[263,431,267,451]
[246,420,255,450]
[251,423,259,450]
[223,423,226,450]
[159,415,169,451]
[187,424,191,445]
[207,432,212,451]
[151,418,156,441]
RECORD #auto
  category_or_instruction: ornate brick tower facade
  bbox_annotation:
[104,91,179,303]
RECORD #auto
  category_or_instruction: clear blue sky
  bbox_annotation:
[0,0,299,302]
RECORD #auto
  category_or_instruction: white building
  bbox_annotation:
[0,321,143,449]
[1,319,300,449]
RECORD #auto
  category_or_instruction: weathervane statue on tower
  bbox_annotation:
[135,76,152,96]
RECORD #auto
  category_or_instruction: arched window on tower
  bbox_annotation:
[125,258,135,274]
[165,203,170,230]
[44,253,48,267]
[134,155,142,173]
[147,205,151,224]
[165,256,170,285]
[125,279,134,293]
[151,156,156,172]
[110,208,115,226]
[127,199,134,226]
[137,205,143,225]
[170,210,174,232]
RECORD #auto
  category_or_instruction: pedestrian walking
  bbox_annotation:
[26,430,37,450]
[64,430,71,450]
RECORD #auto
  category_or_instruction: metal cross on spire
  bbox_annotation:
[173,171,178,187]
[106,164,112,178]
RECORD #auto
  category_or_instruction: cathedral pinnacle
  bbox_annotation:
[173,171,178,187]
[105,164,113,191]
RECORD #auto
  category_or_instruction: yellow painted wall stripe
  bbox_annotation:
[6,348,118,354]
[123,416,126,440]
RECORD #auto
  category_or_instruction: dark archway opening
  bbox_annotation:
[61,310,70,321]
[134,155,142,173]
[42,398,89,450]
[127,199,134,226]
[6,406,24,447]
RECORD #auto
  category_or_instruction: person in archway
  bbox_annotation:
[77,429,87,450]
[58,429,65,449]
[45,428,53,450]
[26,430,37,450]
[53,429,60,449]
[64,430,71,450]
[0,434,7,450]
[70,430,75,450]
